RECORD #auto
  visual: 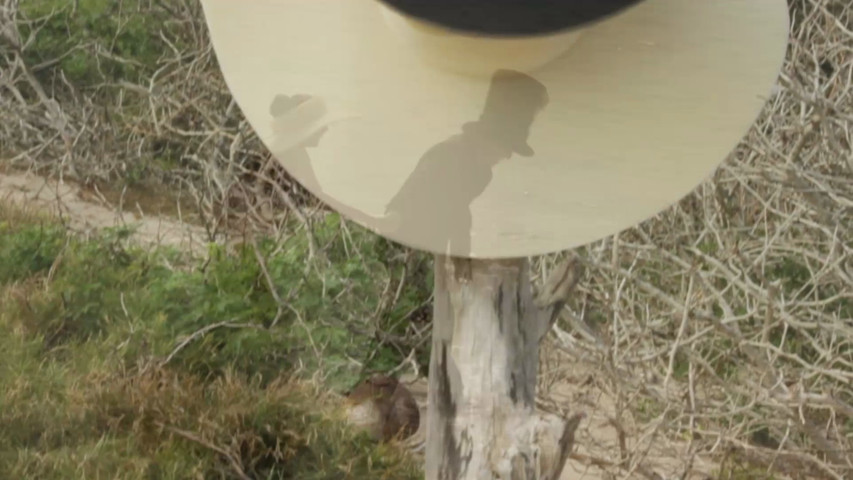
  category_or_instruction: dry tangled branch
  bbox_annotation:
[535,1,852,478]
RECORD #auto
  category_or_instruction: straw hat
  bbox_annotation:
[201,0,789,258]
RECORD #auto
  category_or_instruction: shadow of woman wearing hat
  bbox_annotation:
[382,69,550,257]
[246,94,323,222]
[265,93,391,229]
[266,94,342,197]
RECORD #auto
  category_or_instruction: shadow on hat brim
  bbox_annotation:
[515,144,534,157]
[269,111,360,155]
[270,94,313,117]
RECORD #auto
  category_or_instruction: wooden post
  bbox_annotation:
[425,254,584,480]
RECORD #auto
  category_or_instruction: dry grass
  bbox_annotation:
[1,0,851,479]
[534,1,852,478]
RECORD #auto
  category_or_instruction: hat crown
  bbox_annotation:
[378,4,587,77]
[376,0,646,36]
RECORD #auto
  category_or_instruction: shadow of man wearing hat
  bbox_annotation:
[383,69,550,257]
[262,70,549,255]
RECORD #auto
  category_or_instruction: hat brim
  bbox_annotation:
[269,112,358,154]
[460,121,537,157]
[515,144,534,157]
[201,0,789,258]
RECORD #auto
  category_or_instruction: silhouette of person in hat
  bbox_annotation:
[382,69,549,257]
[245,94,328,220]
[266,94,356,197]
[263,93,388,228]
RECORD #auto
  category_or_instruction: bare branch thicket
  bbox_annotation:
[535,1,853,478]
[0,0,321,244]
[1,0,851,479]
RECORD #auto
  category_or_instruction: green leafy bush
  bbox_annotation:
[0,202,424,479]
[0,220,65,284]
[20,0,174,86]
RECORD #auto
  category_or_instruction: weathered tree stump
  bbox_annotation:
[426,254,584,480]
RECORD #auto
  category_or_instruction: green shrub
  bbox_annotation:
[0,220,66,284]
[20,0,175,86]
[0,202,424,479]
[1,210,429,391]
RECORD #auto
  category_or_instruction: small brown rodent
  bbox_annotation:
[344,374,420,442]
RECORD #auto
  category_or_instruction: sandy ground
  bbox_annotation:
[1,169,722,479]
[399,364,720,480]
[0,170,209,256]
